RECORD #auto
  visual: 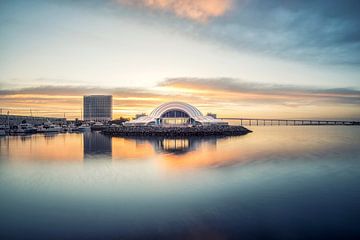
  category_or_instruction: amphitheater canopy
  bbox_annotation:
[124,102,227,126]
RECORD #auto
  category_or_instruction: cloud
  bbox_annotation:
[201,0,360,65]
[0,85,158,98]
[0,85,201,118]
[159,77,360,105]
[2,79,360,107]
[118,0,232,22]
[1,79,359,119]
[115,0,360,65]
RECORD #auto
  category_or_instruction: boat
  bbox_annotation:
[61,125,70,132]
[14,123,37,134]
[0,125,9,136]
[91,122,105,131]
[67,123,80,132]
[93,122,104,127]
[37,122,63,133]
[45,124,62,133]
[78,124,91,132]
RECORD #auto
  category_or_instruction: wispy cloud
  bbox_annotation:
[159,77,360,105]
[117,0,232,22]
[0,85,157,98]
[0,85,198,118]
[1,78,359,119]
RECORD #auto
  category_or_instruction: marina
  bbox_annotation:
[0,121,110,136]
[0,117,358,137]
[1,101,358,138]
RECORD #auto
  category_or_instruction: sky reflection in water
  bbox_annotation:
[0,126,359,239]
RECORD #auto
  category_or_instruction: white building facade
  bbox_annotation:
[124,102,227,126]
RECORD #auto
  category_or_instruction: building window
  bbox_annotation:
[161,110,189,118]
[160,110,190,125]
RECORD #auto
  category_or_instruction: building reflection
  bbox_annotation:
[2,128,352,172]
[153,137,217,154]
[111,136,219,160]
[154,138,192,154]
[84,134,216,160]
[83,131,112,160]
[0,132,221,164]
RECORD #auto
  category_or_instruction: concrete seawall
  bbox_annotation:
[102,125,252,137]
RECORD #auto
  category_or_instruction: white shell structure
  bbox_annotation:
[149,102,203,118]
[124,101,227,126]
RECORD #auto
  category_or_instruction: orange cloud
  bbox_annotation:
[1,78,360,120]
[119,0,232,22]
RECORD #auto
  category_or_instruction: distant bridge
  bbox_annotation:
[218,118,360,126]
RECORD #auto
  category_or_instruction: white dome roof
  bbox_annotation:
[124,101,227,126]
[149,102,203,118]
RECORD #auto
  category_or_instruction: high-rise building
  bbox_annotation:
[83,95,112,121]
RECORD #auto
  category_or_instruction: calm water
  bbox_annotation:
[0,126,360,240]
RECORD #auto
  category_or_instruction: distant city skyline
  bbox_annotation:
[0,0,359,120]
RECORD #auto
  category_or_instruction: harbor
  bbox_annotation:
[2,101,358,138]
[0,117,98,136]
[0,121,102,136]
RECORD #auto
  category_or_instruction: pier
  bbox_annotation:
[219,118,360,126]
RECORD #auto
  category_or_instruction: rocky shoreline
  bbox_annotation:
[102,125,252,137]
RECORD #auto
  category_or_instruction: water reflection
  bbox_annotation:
[0,133,84,161]
[1,126,360,170]
[110,135,223,168]
[1,127,360,239]
[120,137,218,155]
[83,132,112,160]
[154,137,218,154]
[0,132,223,163]
[155,138,192,153]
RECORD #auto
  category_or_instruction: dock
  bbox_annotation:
[219,118,360,126]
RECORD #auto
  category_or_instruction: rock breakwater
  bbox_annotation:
[102,125,251,137]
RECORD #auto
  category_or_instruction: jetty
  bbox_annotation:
[102,125,251,137]
[219,118,360,126]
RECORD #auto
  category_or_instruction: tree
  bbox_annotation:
[110,117,130,125]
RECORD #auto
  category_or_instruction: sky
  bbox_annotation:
[0,0,359,120]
